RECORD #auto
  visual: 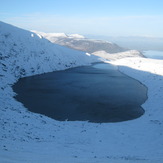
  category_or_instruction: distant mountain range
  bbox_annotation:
[32,31,144,60]
[85,35,163,51]
[32,31,126,53]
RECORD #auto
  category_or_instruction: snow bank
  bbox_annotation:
[93,50,144,60]
[0,21,163,162]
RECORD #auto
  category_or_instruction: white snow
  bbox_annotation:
[31,31,68,38]
[93,50,144,60]
[86,52,91,56]
[68,34,85,39]
[0,21,163,163]
[31,31,69,42]
[31,31,85,40]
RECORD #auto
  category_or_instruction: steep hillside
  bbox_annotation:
[0,21,99,152]
[0,21,99,83]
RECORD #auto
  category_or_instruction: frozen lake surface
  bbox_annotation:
[13,63,147,123]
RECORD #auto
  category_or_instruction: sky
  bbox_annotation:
[1,0,163,37]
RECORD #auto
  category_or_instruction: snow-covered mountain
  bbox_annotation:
[32,31,127,53]
[33,31,144,60]
[1,21,163,162]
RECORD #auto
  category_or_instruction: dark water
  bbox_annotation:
[13,63,147,123]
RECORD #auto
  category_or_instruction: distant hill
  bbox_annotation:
[86,35,163,51]
[32,31,127,54]
[33,31,144,60]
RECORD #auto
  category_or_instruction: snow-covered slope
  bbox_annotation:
[0,22,99,79]
[93,50,144,60]
[0,21,101,160]
[31,31,85,42]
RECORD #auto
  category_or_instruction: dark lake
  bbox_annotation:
[13,63,147,123]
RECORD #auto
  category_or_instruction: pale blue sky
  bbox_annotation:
[1,0,163,37]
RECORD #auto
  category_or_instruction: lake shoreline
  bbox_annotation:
[13,62,147,123]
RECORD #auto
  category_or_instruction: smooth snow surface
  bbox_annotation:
[31,31,84,40]
[68,34,85,39]
[0,21,163,162]
[92,50,144,60]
